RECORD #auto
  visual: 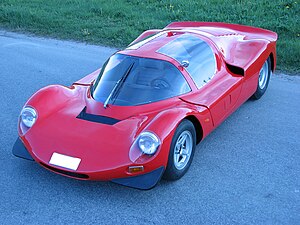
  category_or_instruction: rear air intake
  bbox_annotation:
[226,63,244,76]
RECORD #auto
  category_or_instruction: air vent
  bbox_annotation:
[77,107,120,125]
[41,163,89,179]
[226,63,245,76]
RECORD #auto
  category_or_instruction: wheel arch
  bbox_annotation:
[269,52,275,72]
[184,115,203,144]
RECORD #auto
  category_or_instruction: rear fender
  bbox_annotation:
[240,42,276,98]
[245,42,277,77]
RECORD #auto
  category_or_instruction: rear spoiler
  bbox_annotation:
[164,21,277,42]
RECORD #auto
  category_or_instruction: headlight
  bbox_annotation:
[138,131,161,155]
[20,106,37,128]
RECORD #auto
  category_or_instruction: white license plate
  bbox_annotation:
[49,152,81,171]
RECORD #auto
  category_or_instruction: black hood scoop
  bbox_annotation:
[76,107,120,125]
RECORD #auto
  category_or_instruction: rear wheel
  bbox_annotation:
[252,57,271,100]
[163,119,196,181]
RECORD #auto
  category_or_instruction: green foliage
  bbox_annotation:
[0,0,299,73]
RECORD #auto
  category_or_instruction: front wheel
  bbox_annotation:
[252,57,272,100]
[163,119,196,181]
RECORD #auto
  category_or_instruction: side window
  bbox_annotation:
[186,42,216,88]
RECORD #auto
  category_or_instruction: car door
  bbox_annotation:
[181,40,244,127]
[203,70,244,127]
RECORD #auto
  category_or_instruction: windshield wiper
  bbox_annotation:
[103,62,135,109]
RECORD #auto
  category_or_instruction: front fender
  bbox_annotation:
[144,103,213,141]
[135,105,204,167]
[19,85,86,136]
[145,107,196,141]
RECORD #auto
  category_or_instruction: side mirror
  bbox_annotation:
[181,60,189,68]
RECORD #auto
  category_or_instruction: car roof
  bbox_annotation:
[119,30,213,61]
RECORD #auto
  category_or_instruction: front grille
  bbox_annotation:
[40,163,89,179]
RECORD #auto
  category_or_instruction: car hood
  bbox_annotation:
[24,108,145,173]
[21,84,176,173]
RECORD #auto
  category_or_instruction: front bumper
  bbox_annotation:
[12,138,164,189]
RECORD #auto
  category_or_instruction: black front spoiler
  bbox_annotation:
[112,166,165,190]
[12,138,34,161]
[12,138,164,190]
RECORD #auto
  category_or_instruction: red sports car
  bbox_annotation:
[13,22,277,189]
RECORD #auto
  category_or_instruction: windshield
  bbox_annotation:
[92,54,191,106]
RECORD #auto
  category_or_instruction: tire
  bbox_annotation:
[252,57,272,100]
[163,119,196,181]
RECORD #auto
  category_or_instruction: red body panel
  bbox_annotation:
[18,22,277,183]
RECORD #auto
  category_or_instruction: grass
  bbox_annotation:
[0,0,299,73]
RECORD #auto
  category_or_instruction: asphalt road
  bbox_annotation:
[0,30,299,225]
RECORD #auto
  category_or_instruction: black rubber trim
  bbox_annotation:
[76,107,120,125]
[112,166,165,190]
[12,138,34,161]
[40,162,89,179]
